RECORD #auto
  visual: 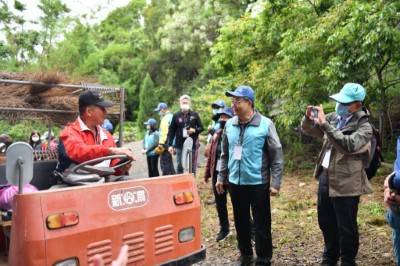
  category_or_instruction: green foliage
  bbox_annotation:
[96,0,146,43]
[116,121,139,143]
[1,0,400,154]
[141,0,248,108]
[137,73,159,132]
[47,20,97,73]
[0,120,60,142]
[358,201,387,226]
[190,85,230,133]
[209,0,400,147]
[37,0,71,68]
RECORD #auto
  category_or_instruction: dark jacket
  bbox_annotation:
[31,140,46,151]
[168,110,204,149]
[204,128,223,180]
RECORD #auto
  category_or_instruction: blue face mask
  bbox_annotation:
[212,108,222,115]
[158,111,163,117]
[146,125,151,130]
[335,102,350,118]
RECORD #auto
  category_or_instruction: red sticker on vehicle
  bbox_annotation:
[108,186,149,211]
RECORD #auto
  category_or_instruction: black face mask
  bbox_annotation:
[212,114,219,122]
[219,121,227,129]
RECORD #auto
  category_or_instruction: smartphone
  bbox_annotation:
[310,107,318,119]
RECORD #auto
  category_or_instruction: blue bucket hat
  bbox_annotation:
[101,119,113,131]
[219,107,234,118]
[211,100,226,109]
[144,118,157,125]
[225,85,255,102]
[154,102,168,112]
[329,83,366,103]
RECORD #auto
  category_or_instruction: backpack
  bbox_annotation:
[364,123,383,180]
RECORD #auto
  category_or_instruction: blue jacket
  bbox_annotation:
[143,130,159,157]
[217,111,284,189]
[393,136,400,188]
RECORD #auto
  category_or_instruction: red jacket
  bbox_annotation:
[57,117,123,176]
[204,128,223,180]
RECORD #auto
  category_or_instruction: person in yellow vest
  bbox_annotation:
[154,103,176,175]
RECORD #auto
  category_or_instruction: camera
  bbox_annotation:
[310,107,318,119]
[388,172,400,214]
[186,125,191,130]
[389,172,400,194]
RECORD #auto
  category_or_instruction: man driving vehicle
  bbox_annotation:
[54,89,136,186]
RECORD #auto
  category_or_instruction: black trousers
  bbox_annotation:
[318,173,360,265]
[229,182,272,261]
[147,155,160,177]
[212,172,229,232]
[159,147,176,176]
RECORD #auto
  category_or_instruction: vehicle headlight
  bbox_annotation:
[179,227,195,242]
[53,257,79,266]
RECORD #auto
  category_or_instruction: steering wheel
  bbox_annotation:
[72,155,133,175]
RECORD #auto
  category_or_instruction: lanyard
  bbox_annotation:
[181,112,189,127]
[238,123,247,146]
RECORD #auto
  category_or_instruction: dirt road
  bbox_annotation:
[123,140,206,178]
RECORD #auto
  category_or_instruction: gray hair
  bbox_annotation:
[179,95,191,102]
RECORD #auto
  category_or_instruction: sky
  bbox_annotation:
[5,0,132,30]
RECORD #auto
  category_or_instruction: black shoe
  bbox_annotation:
[255,257,271,266]
[320,261,337,266]
[233,254,255,266]
[216,230,231,242]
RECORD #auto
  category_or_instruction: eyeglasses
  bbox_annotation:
[231,100,245,105]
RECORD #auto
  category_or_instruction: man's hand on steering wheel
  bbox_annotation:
[108,147,136,171]
[108,147,136,160]
[116,162,132,173]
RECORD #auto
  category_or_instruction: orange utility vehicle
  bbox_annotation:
[0,79,205,265]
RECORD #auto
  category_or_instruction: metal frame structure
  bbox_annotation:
[0,79,125,147]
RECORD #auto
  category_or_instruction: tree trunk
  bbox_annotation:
[376,66,387,148]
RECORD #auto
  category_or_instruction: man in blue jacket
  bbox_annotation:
[216,86,284,266]
[384,135,400,264]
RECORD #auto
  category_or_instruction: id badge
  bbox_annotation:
[321,149,331,168]
[234,145,243,160]
[183,128,189,138]
[216,159,222,171]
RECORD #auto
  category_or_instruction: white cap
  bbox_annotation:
[41,131,55,140]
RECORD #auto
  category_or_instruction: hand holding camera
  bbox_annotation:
[385,172,400,214]
[310,107,319,119]
[306,105,325,126]
[388,172,400,195]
